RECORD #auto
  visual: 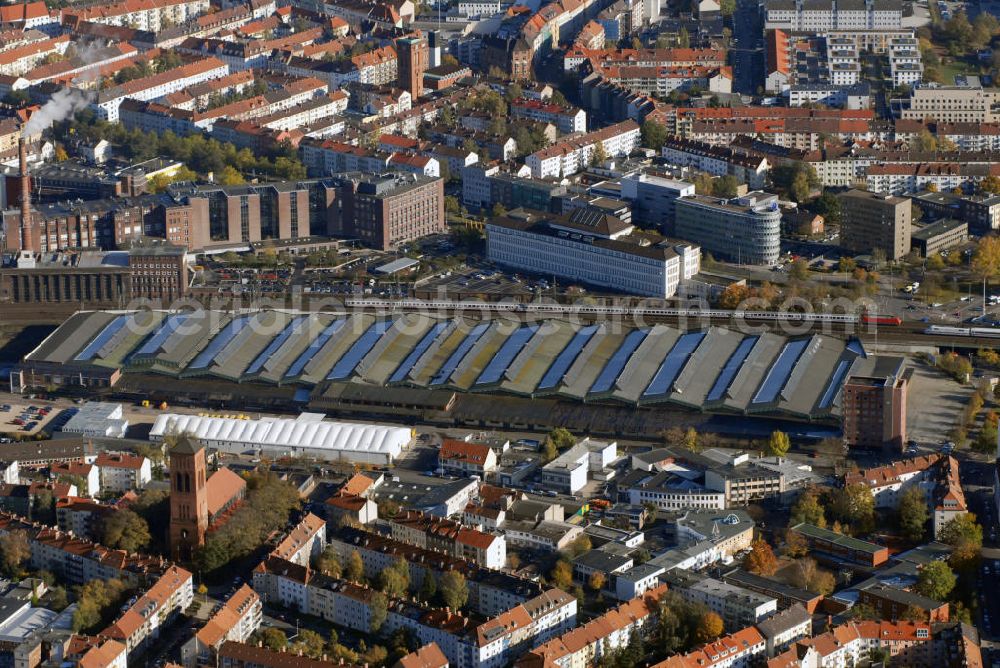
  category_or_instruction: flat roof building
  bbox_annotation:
[840,189,911,261]
[674,192,781,265]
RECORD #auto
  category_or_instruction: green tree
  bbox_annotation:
[418,572,437,602]
[898,486,929,542]
[218,165,245,186]
[588,571,605,591]
[100,509,151,553]
[566,534,592,558]
[547,427,575,452]
[541,438,558,463]
[940,514,983,571]
[590,141,607,166]
[294,630,326,659]
[788,258,810,280]
[439,570,468,610]
[814,191,842,225]
[444,195,460,216]
[379,557,410,597]
[678,27,690,48]
[790,488,826,528]
[767,431,791,457]
[828,483,875,534]
[346,550,365,582]
[640,120,668,150]
[315,546,342,577]
[915,560,956,601]
[370,591,388,632]
[261,627,287,651]
[711,175,740,198]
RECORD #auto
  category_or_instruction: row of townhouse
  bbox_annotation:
[268,512,327,567]
[180,584,263,667]
[894,119,1000,152]
[511,97,587,134]
[162,69,256,110]
[565,46,727,71]
[62,0,211,32]
[660,137,769,190]
[300,139,441,178]
[864,162,1000,195]
[101,564,194,657]
[387,509,507,569]
[94,56,230,121]
[773,620,982,667]
[515,584,669,668]
[176,27,325,70]
[664,105,874,138]
[325,526,544,617]
[282,45,398,89]
[0,34,69,77]
[252,556,576,668]
[587,61,733,97]
[20,42,138,86]
[844,454,968,539]
[526,119,641,178]
[0,511,170,587]
[686,116,874,151]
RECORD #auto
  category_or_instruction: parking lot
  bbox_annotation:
[0,402,61,437]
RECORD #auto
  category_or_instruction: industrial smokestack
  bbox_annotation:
[18,137,32,253]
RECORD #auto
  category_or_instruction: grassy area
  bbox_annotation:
[936,57,979,84]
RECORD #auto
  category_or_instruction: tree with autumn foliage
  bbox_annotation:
[694,612,724,643]
[743,538,779,576]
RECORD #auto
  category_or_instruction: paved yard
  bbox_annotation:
[905,360,974,445]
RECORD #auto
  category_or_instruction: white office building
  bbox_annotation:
[487,208,700,298]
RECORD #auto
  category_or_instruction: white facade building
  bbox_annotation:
[526,120,641,178]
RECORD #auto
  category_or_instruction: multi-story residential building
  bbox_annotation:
[843,453,967,539]
[325,526,541,616]
[503,519,585,552]
[674,192,782,266]
[50,461,100,497]
[764,0,902,30]
[181,584,262,667]
[94,452,152,492]
[754,604,812,657]
[661,570,778,630]
[661,138,770,190]
[838,189,911,260]
[270,513,326,567]
[253,560,575,668]
[789,523,889,567]
[439,439,499,478]
[387,510,507,569]
[55,497,114,540]
[864,162,1000,195]
[95,57,230,121]
[0,34,69,76]
[898,84,1000,123]
[102,565,194,656]
[511,98,587,134]
[857,583,950,622]
[62,0,211,32]
[515,585,670,668]
[842,365,910,453]
[526,120,641,178]
[652,625,767,668]
[487,208,700,298]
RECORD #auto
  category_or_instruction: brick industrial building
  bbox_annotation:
[841,358,910,452]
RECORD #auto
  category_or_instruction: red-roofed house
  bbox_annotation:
[181,584,262,666]
[396,643,449,668]
[326,492,378,525]
[270,513,326,567]
[66,635,127,668]
[102,565,194,656]
[95,452,152,493]
[439,440,498,478]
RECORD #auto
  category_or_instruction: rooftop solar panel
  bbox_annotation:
[706,336,758,402]
[74,315,130,362]
[430,322,491,386]
[752,338,810,404]
[135,313,190,357]
[475,324,540,386]
[642,331,706,397]
[188,316,253,370]
[818,358,852,409]
[327,320,393,380]
[537,325,599,390]
[285,319,345,378]
[589,329,648,394]
[389,321,451,383]
[245,316,307,376]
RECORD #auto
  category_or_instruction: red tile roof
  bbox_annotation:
[205,467,246,518]
[439,439,492,467]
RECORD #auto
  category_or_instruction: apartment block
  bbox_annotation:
[387,509,506,569]
[526,120,641,178]
[842,364,910,453]
[661,570,778,630]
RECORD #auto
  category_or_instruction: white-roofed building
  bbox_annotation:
[148,413,413,465]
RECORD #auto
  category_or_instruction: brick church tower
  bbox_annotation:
[169,436,209,561]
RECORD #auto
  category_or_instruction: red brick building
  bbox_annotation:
[842,365,911,452]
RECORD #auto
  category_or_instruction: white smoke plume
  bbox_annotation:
[21,85,94,137]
